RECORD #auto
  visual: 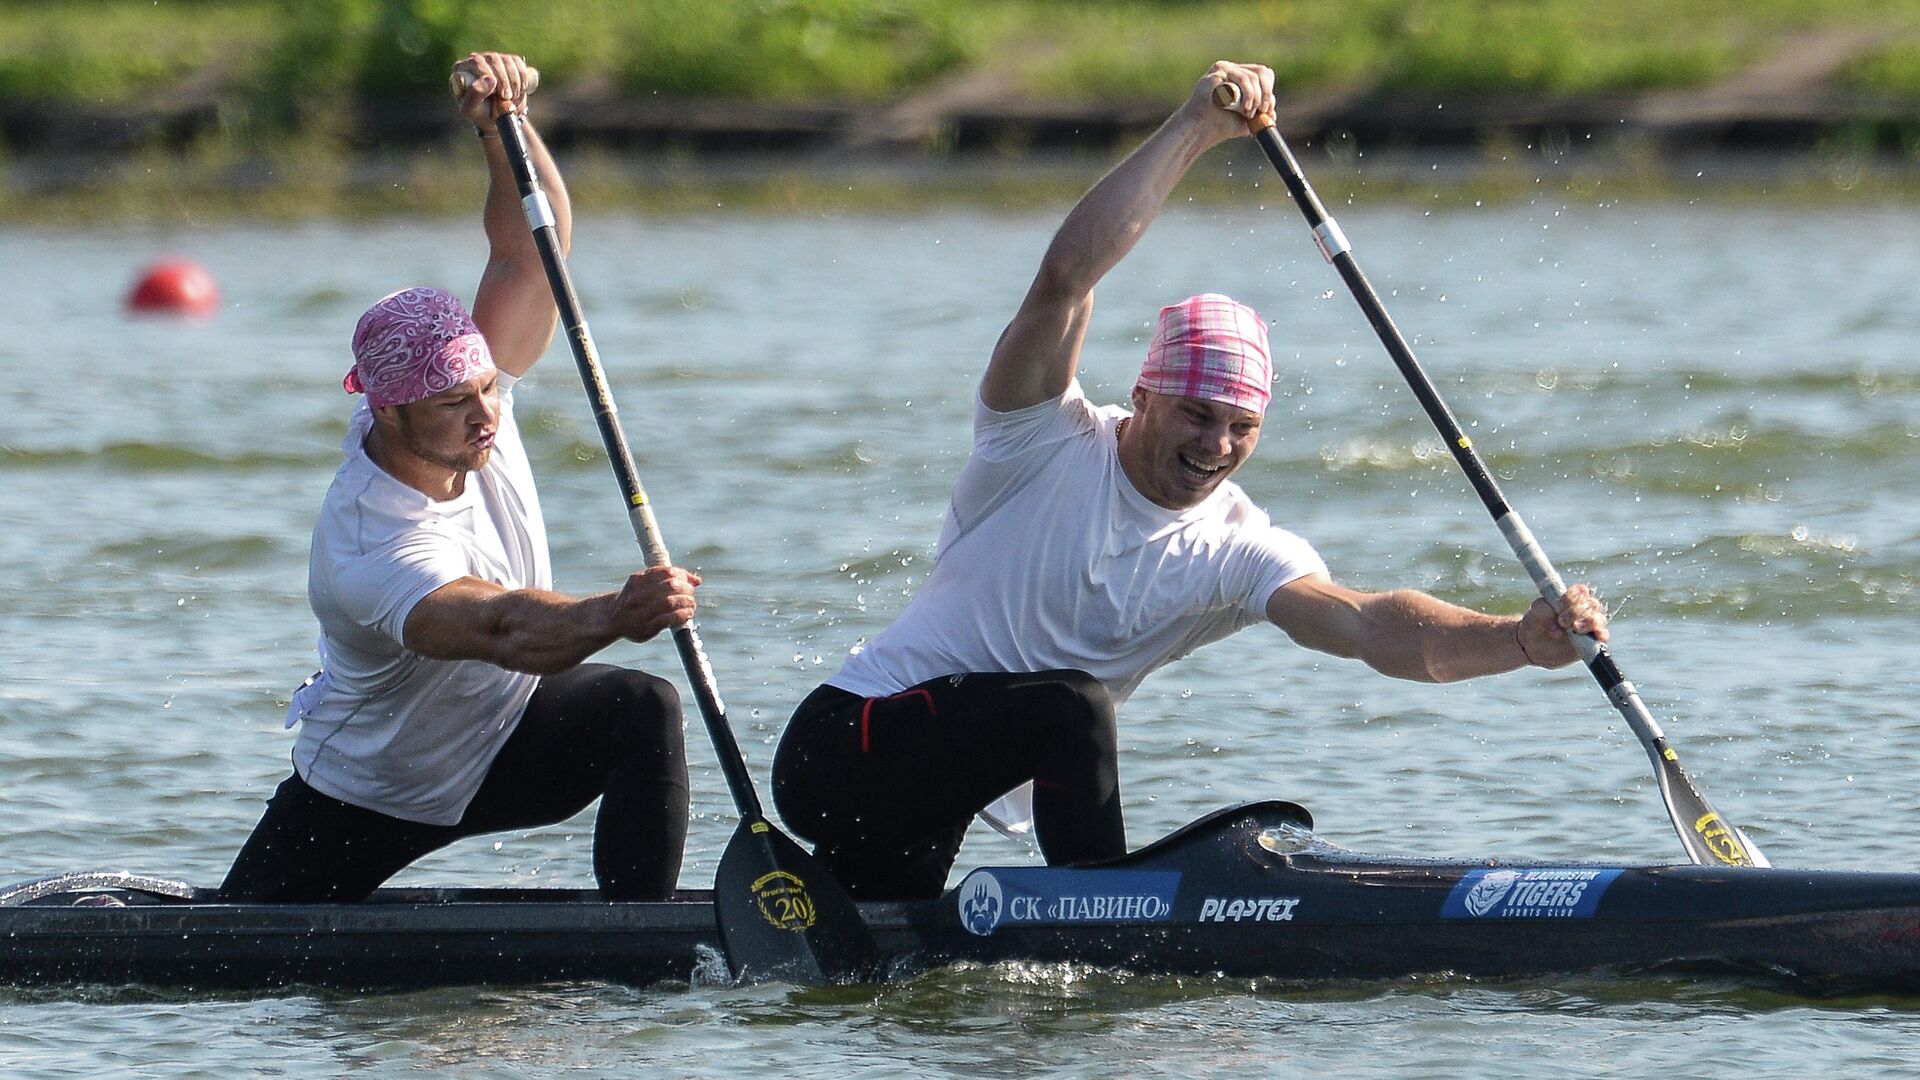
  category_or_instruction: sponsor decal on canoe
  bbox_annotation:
[749,870,818,932]
[956,868,1181,937]
[1441,867,1624,919]
[1198,896,1300,923]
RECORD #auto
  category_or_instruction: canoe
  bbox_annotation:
[6,801,1920,995]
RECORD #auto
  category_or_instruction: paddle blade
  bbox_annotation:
[1649,745,1768,867]
[713,819,879,985]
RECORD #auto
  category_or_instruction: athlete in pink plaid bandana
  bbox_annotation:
[1137,293,1272,416]
[775,60,1611,901]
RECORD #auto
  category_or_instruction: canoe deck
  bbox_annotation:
[7,802,1920,995]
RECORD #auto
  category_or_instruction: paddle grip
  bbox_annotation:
[449,66,542,99]
[1210,82,1276,133]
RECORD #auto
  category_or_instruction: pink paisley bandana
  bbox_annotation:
[344,287,495,408]
[1137,293,1273,415]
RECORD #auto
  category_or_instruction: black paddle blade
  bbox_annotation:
[713,819,879,985]
[1649,747,1769,867]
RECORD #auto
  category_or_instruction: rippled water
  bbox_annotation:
[1,187,1916,1075]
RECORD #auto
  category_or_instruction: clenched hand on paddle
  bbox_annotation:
[452,53,880,983]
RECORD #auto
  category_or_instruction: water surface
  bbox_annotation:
[1,188,1916,1076]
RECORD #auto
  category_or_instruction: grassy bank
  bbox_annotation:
[4,0,1919,112]
[3,1,1917,223]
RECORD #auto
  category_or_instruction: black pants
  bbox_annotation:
[220,663,689,902]
[771,669,1124,900]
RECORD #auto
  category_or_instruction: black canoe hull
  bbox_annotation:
[8,802,1920,994]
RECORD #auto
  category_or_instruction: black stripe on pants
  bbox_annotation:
[771,669,1124,900]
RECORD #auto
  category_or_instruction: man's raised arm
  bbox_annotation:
[452,51,573,378]
[982,62,1276,413]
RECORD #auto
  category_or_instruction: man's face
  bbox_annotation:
[386,371,501,476]
[1120,387,1263,510]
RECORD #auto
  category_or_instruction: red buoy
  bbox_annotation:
[127,259,220,316]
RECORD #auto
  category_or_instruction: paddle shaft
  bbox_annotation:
[452,73,876,983]
[1215,85,1763,868]
[484,106,765,823]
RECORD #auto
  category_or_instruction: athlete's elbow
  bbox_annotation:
[1032,243,1102,302]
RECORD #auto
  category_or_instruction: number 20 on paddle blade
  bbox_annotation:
[714,820,879,985]
[1694,810,1765,867]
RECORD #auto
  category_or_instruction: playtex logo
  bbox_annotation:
[956,868,1181,936]
[1441,867,1625,919]
[1198,896,1300,923]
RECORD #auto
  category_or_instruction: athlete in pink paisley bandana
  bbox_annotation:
[344,287,496,409]
[220,51,698,907]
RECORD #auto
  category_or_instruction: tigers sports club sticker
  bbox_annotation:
[1440,867,1624,919]
[751,870,818,932]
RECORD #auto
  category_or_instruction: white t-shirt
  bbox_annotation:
[286,374,552,825]
[829,380,1326,706]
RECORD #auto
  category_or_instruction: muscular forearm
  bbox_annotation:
[405,567,696,675]
[422,580,622,672]
[1350,590,1529,684]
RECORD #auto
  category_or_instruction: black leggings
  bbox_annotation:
[771,669,1124,900]
[220,663,689,902]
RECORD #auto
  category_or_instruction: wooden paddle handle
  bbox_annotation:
[1211,81,1276,134]
[449,66,541,99]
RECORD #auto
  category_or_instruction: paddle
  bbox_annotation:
[456,70,880,981]
[1213,83,1767,868]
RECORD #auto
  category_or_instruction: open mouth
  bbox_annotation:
[471,432,497,453]
[1178,453,1227,483]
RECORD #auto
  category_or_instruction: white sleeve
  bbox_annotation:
[330,529,472,644]
[947,381,1104,540]
[969,378,1098,463]
[1232,525,1330,620]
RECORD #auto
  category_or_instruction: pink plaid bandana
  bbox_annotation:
[344,287,495,408]
[1137,293,1272,415]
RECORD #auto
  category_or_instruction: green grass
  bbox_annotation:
[610,0,973,99]
[1844,41,1920,95]
[3,0,1919,224]
[1006,0,1920,101]
[1370,2,1739,93]
[5,0,1919,111]
[0,0,274,103]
